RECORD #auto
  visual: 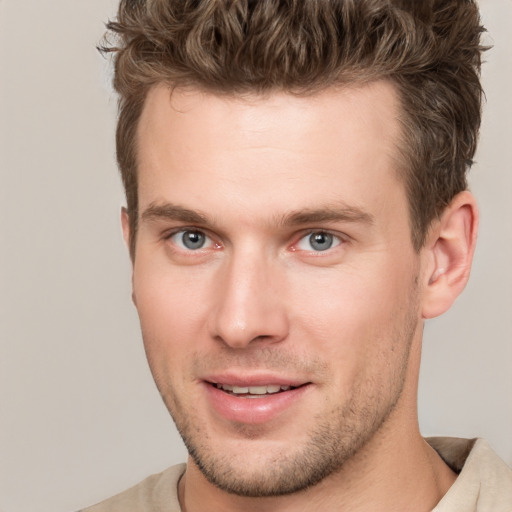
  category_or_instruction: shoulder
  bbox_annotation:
[429,437,512,512]
[78,463,186,512]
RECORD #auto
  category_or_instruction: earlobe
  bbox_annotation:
[422,191,478,319]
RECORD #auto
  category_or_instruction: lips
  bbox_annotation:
[203,376,311,424]
[213,383,296,396]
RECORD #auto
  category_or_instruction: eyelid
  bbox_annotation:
[164,227,220,251]
[291,229,345,253]
[161,226,347,253]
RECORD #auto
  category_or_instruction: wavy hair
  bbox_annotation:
[101,0,486,256]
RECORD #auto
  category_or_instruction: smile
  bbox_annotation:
[213,383,296,397]
[204,379,312,423]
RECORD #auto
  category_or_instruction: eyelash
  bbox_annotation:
[164,227,345,255]
[165,228,219,252]
[293,230,344,253]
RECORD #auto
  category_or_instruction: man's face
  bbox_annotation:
[130,82,426,496]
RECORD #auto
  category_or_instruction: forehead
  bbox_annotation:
[135,82,405,223]
[137,81,402,156]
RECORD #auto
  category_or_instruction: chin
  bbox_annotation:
[175,399,400,498]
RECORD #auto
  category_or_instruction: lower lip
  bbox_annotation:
[203,383,311,425]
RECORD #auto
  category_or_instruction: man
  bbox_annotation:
[82,0,512,510]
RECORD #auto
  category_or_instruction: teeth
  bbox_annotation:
[215,383,292,395]
[248,386,271,395]
[216,383,233,391]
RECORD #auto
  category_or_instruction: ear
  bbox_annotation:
[121,207,132,254]
[121,207,137,305]
[421,191,478,319]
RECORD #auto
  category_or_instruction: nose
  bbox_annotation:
[209,250,289,349]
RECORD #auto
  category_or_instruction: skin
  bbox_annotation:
[125,81,478,511]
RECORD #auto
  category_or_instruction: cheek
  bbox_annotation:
[288,260,417,376]
[132,260,212,366]
[291,263,398,332]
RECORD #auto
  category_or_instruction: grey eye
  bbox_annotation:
[172,230,207,250]
[308,232,334,251]
[296,231,341,252]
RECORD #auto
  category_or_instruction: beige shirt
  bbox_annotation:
[429,438,512,511]
[80,438,512,512]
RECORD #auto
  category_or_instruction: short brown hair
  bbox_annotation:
[102,0,485,256]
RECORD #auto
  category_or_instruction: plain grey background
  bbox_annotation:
[0,1,510,511]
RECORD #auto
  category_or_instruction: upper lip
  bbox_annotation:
[202,373,310,388]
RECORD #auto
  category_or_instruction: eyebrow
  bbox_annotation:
[280,205,374,227]
[140,201,374,228]
[141,203,208,224]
